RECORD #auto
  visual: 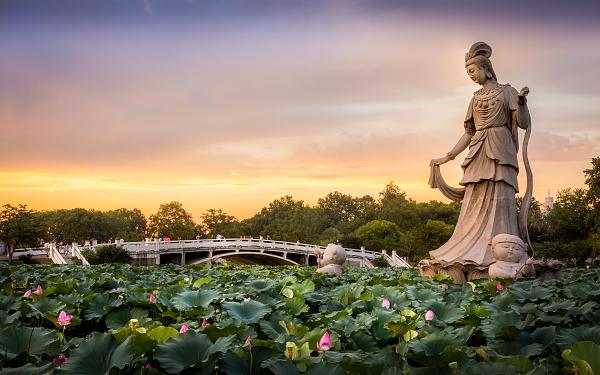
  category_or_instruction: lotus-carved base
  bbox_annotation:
[419,258,564,284]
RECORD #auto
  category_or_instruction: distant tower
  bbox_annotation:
[542,190,555,214]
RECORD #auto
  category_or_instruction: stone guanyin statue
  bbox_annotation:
[420,42,533,282]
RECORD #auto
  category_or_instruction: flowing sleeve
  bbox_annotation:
[505,84,520,150]
[464,96,475,132]
[506,85,519,111]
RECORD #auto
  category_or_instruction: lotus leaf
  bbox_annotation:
[249,279,276,292]
[29,298,66,316]
[155,332,234,374]
[222,300,272,324]
[172,289,220,311]
[351,331,379,352]
[562,341,600,375]
[0,310,21,326]
[557,327,600,353]
[0,326,60,360]
[0,363,53,374]
[424,301,464,323]
[147,326,179,343]
[55,333,135,375]
[83,293,122,320]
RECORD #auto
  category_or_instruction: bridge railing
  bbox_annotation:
[47,243,67,265]
[12,239,412,268]
[71,243,90,266]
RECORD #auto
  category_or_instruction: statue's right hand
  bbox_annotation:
[430,155,451,166]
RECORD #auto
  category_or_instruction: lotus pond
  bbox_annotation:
[1,263,600,374]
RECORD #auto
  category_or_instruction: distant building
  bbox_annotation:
[542,193,555,214]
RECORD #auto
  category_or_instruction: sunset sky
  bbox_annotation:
[1,0,599,220]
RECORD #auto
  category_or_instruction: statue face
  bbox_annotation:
[493,241,525,263]
[466,63,487,85]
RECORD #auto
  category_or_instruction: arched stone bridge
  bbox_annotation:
[8,239,412,268]
[117,238,411,268]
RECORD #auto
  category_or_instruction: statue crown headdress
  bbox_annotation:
[465,42,492,64]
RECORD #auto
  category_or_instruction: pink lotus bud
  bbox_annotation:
[145,363,152,368]
[243,297,252,302]
[23,290,32,298]
[243,336,252,347]
[316,331,331,351]
[35,285,43,295]
[149,293,156,303]
[201,319,207,330]
[179,324,188,334]
[496,283,504,291]
[57,310,73,326]
[52,354,69,367]
[425,309,435,321]
[381,298,391,309]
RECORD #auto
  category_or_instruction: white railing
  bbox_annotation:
[12,239,413,268]
[382,250,412,268]
[100,238,412,268]
[47,243,67,265]
[71,243,90,266]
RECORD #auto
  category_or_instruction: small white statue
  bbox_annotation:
[488,234,535,279]
[316,244,346,275]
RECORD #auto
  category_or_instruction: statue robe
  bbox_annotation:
[430,84,521,266]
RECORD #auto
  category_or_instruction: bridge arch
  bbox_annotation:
[189,251,298,266]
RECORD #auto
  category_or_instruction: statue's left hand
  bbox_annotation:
[518,86,529,105]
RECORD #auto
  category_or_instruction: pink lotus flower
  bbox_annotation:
[35,285,43,295]
[179,323,188,334]
[425,310,435,321]
[145,363,152,368]
[243,336,252,347]
[243,297,252,302]
[201,319,207,330]
[149,293,156,303]
[496,283,504,291]
[57,310,73,326]
[316,331,331,351]
[52,354,69,367]
[381,298,391,309]
[23,290,32,298]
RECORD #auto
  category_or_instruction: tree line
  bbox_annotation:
[2,158,600,264]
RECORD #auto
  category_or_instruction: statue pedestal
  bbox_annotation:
[419,260,488,284]
[419,258,564,284]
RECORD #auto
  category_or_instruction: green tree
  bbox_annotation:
[584,157,600,207]
[40,208,112,244]
[354,220,401,251]
[200,209,239,238]
[398,220,454,262]
[0,204,43,249]
[545,188,590,243]
[415,201,460,226]
[516,196,548,243]
[241,196,322,242]
[105,208,147,241]
[147,201,198,240]
[377,182,420,231]
[317,191,359,228]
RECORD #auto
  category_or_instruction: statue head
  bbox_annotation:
[465,42,497,84]
[491,234,527,263]
[322,243,346,266]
